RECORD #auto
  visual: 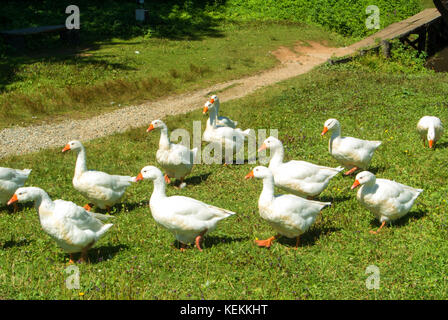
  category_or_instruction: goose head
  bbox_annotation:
[209,95,219,105]
[147,119,167,132]
[245,166,273,180]
[258,136,282,152]
[135,166,163,182]
[7,187,42,205]
[62,140,84,153]
[202,101,213,115]
[351,171,376,189]
[321,118,340,136]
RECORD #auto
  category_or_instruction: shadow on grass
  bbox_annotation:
[435,141,448,149]
[277,226,341,248]
[184,172,212,186]
[338,165,387,178]
[320,195,351,203]
[367,165,388,175]
[1,238,34,249]
[0,0,226,90]
[172,235,247,251]
[0,202,34,215]
[369,209,427,229]
[79,244,129,264]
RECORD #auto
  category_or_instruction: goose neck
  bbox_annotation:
[75,147,88,176]
[268,146,284,169]
[158,126,170,149]
[208,107,218,128]
[34,190,54,215]
[150,176,167,200]
[259,176,275,204]
[427,125,435,140]
[330,126,341,139]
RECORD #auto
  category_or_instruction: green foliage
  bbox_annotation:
[334,40,431,74]
[225,0,423,38]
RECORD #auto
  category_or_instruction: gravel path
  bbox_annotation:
[0,42,354,159]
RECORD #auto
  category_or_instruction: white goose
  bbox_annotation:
[0,167,31,211]
[207,95,238,128]
[62,140,136,212]
[7,187,113,263]
[417,116,443,148]
[259,136,343,198]
[321,118,381,175]
[136,166,235,251]
[245,166,331,249]
[351,171,423,234]
[147,119,198,188]
[202,101,252,163]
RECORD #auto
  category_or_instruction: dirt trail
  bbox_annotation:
[0,41,355,158]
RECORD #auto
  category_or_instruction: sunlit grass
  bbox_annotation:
[0,21,348,129]
[1,57,447,299]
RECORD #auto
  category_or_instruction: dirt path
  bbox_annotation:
[0,41,355,158]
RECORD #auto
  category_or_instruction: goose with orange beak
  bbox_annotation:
[202,100,252,164]
[258,136,343,199]
[205,95,237,128]
[321,118,381,176]
[351,171,423,234]
[62,140,136,212]
[0,167,32,213]
[417,116,443,149]
[147,119,198,189]
[136,166,235,251]
[8,187,113,263]
[245,166,331,249]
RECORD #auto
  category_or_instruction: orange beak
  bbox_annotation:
[7,194,18,205]
[210,98,215,104]
[245,170,254,180]
[62,144,71,152]
[429,140,434,148]
[135,172,144,182]
[147,124,154,132]
[202,106,209,114]
[351,180,360,190]
[257,143,267,152]
[321,126,328,136]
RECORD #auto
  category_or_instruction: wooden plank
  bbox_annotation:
[349,8,441,51]
[0,25,66,36]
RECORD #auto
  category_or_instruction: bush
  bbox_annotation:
[224,0,423,38]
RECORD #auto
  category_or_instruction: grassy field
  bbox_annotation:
[1,49,447,299]
[0,0,426,129]
[0,21,348,129]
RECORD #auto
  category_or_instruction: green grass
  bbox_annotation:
[0,0,426,129]
[421,0,436,8]
[0,21,348,129]
[1,52,448,299]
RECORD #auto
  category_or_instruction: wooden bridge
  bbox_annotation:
[331,0,448,63]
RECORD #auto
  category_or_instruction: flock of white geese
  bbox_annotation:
[0,95,444,262]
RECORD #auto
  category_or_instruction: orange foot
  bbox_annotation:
[83,204,92,211]
[164,174,171,184]
[369,221,386,234]
[195,230,207,252]
[344,167,359,175]
[255,236,277,248]
[294,236,300,250]
[68,254,75,264]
